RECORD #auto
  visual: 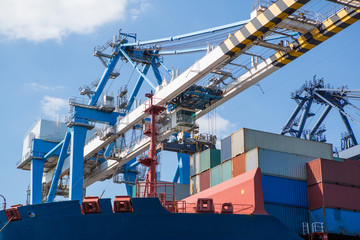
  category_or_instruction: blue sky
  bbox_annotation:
[0,0,360,207]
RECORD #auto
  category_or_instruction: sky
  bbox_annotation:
[0,0,360,207]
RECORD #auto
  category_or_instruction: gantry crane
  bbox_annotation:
[281,76,360,155]
[17,0,360,204]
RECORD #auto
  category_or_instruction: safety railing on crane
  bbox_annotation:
[252,0,323,23]
[318,4,346,22]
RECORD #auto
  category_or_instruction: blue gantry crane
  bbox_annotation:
[281,76,360,153]
[16,0,360,204]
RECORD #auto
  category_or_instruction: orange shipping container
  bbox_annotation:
[232,154,245,177]
[308,182,360,211]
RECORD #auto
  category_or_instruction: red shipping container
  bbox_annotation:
[182,168,267,215]
[232,154,245,177]
[199,170,210,191]
[308,182,360,211]
[307,158,360,187]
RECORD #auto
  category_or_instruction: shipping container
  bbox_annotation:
[200,148,221,173]
[265,203,309,235]
[308,182,360,211]
[200,170,210,192]
[190,175,200,195]
[231,128,333,159]
[221,136,232,162]
[245,148,316,180]
[173,183,190,200]
[222,159,232,183]
[307,158,360,187]
[190,152,200,177]
[310,208,360,236]
[132,185,137,198]
[210,165,221,187]
[232,154,245,178]
[262,175,308,207]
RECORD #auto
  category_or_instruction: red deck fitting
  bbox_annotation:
[82,196,101,214]
[5,204,23,221]
[195,198,215,213]
[221,203,233,214]
[114,196,133,213]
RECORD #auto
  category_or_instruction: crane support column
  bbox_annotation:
[297,98,313,138]
[151,57,163,85]
[69,126,87,201]
[89,48,121,106]
[172,166,180,183]
[339,111,358,146]
[124,171,137,196]
[47,130,71,203]
[281,98,306,135]
[309,105,332,137]
[126,64,150,112]
[177,153,190,184]
[30,158,45,204]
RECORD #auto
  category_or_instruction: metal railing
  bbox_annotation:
[136,181,177,212]
[65,116,96,128]
[312,222,324,233]
[68,96,90,106]
[318,4,346,23]
[0,194,6,210]
[252,0,276,10]
[302,222,310,235]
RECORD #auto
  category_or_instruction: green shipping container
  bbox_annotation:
[200,148,221,173]
[132,185,137,198]
[222,159,232,182]
[210,165,221,187]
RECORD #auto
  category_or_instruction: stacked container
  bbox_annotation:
[231,128,333,159]
[222,128,335,235]
[307,158,360,236]
[189,148,221,195]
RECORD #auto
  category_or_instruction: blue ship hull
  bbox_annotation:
[0,198,302,240]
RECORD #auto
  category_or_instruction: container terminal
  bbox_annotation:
[1,0,360,239]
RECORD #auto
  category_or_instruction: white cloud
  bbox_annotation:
[41,95,68,119]
[24,82,65,91]
[129,0,152,20]
[0,0,128,42]
[197,113,235,142]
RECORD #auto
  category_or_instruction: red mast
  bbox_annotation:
[139,92,166,197]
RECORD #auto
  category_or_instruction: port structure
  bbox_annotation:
[138,93,166,197]
[17,0,360,204]
[281,76,360,159]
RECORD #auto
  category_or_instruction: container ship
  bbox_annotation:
[1,0,360,239]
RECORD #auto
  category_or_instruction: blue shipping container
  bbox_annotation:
[310,208,360,236]
[262,175,308,208]
[265,203,309,235]
[221,136,232,162]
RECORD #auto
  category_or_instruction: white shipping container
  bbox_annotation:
[190,152,200,177]
[232,128,333,159]
[245,148,317,180]
[190,175,200,195]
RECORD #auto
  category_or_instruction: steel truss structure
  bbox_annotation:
[17,0,360,204]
